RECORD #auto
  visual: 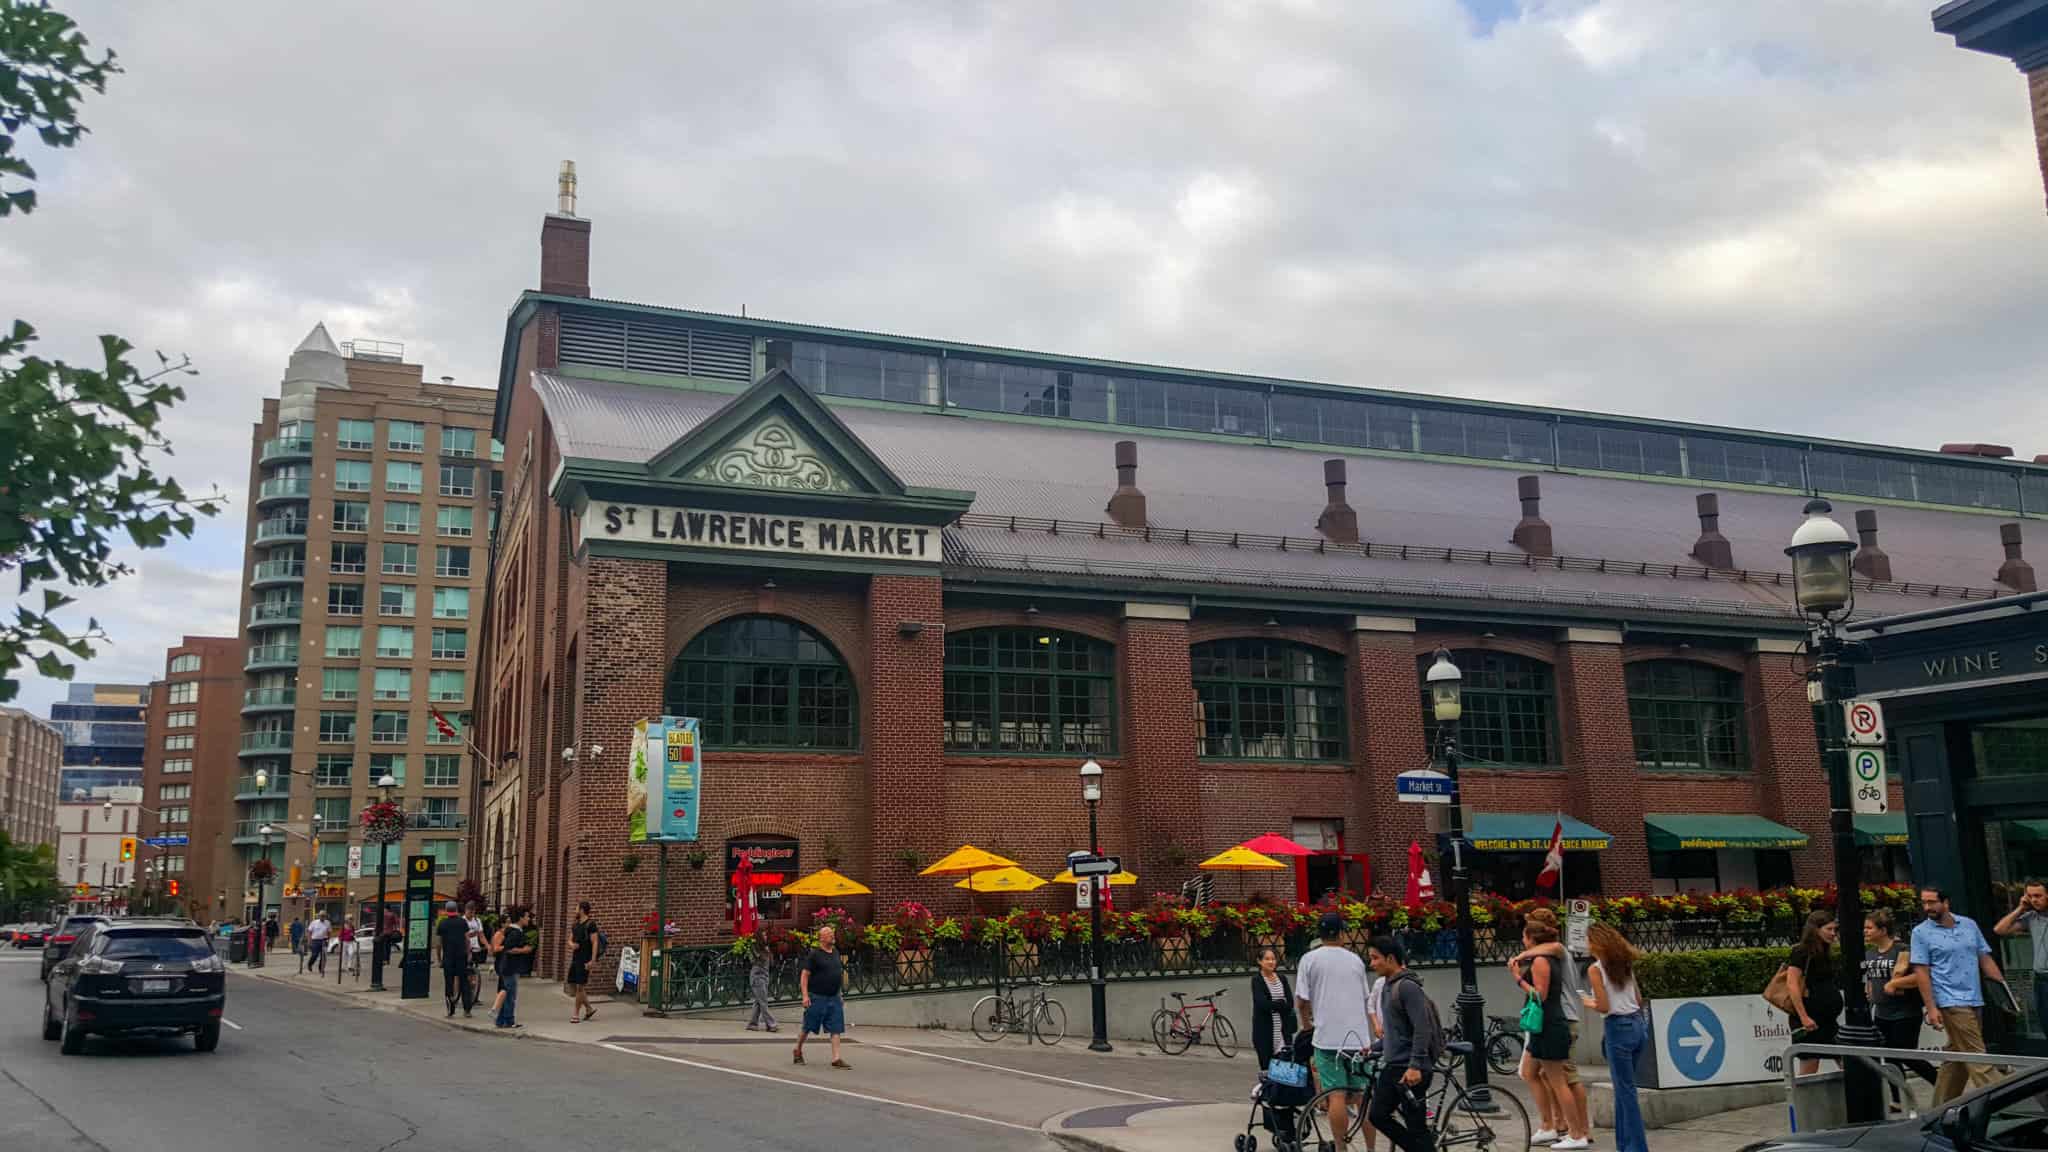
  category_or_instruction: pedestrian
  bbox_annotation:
[1249,946,1297,1072]
[489,915,509,1020]
[1581,923,1647,1152]
[1510,917,1579,1150]
[494,908,534,1029]
[1993,881,2048,1026]
[1911,886,2006,1103]
[381,906,403,968]
[1365,936,1438,1152]
[793,924,849,1068]
[339,918,358,975]
[264,913,280,954]
[436,900,473,1017]
[464,901,486,982]
[745,929,777,1033]
[568,900,600,1023]
[1295,911,1372,1152]
[1786,910,1843,1075]
[1863,909,1937,1087]
[290,912,307,968]
[307,910,332,975]
[1513,908,1590,1148]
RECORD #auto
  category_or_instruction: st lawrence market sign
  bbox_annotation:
[583,501,941,565]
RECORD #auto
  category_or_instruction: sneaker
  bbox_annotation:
[830,1059,851,1069]
[793,1051,805,1065]
[1531,1132,1560,1146]
[1551,1140,1591,1150]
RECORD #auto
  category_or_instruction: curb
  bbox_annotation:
[238,967,567,1044]
[1041,1106,1122,1152]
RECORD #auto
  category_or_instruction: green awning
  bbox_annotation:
[1467,813,1611,853]
[1645,813,1809,852]
[1854,813,1909,847]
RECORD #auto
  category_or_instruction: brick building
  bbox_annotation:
[482,174,2044,979]
[0,706,63,849]
[1934,0,2048,212]
[137,637,241,921]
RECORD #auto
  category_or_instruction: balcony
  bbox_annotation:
[234,774,291,800]
[256,476,311,504]
[231,819,288,844]
[259,436,313,463]
[240,687,296,714]
[251,559,305,587]
[254,518,308,544]
[238,730,293,757]
[248,601,302,626]
[408,810,468,831]
[243,643,298,671]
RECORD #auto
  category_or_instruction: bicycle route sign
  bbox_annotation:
[1850,748,1888,815]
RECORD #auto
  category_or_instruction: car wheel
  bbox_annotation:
[58,1004,84,1055]
[41,998,60,1042]
[195,1020,221,1053]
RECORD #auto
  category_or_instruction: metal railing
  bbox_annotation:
[1782,1042,2048,1132]
[407,810,467,830]
[251,560,305,583]
[233,774,291,799]
[248,602,302,625]
[254,518,308,542]
[242,687,296,710]
[244,643,298,669]
[239,730,292,754]
[260,436,313,462]
[257,477,310,500]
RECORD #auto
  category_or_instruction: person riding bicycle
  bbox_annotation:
[1367,935,1440,1152]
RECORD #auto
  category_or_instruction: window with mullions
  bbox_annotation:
[1192,640,1345,760]
[942,629,1114,754]
[1625,661,1748,773]
[665,617,856,750]
[1417,651,1557,768]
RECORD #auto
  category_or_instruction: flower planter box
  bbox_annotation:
[1007,941,1040,976]
[1157,935,1192,970]
[897,947,933,984]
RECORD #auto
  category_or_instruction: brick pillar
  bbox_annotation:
[1747,641,1831,885]
[868,575,944,909]
[571,555,667,986]
[1350,618,1427,891]
[1121,604,1199,892]
[1556,631,1652,893]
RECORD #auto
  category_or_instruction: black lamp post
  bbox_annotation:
[250,825,273,967]
[1426,648,1493,1106]
[1080,758,1112,1053]
[368,772,399,992]
[1785,497,1882,1123]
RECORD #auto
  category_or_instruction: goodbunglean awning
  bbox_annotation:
[1466,813,1611,852]
[1644,813,1809,852]
[1854,813,1909,847]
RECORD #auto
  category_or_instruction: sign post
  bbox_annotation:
[632,716,703,1017]
[399,854,434,1000]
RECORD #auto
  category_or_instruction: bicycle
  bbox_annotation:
[1297,1040,1530,1152]
[970,978,1067,1045]
[1150,988,1237,1057]
[1444,1015,1524,1077]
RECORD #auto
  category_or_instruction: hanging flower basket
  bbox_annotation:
[361,800,407,845]
[247,858,277,883]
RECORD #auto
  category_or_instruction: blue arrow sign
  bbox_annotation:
[1666,1001,1726,1082]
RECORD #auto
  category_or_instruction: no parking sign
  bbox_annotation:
[1845,699,1885,746]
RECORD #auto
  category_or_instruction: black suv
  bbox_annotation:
[41,918,227,1054]
[40,915,109,980]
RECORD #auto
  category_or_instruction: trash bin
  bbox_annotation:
[228,926,250,963]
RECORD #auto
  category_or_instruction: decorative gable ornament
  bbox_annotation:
[688,415,853,494]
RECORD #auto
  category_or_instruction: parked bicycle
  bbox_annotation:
[1151,988,1237,1057]
[970,978,1067,1045]
[1446,1014,1524,1076]
[1296,1039,1531,1152]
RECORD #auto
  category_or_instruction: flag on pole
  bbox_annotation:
[1405,839,1436,907]
[429,706,459,740]
[1536,816,1565,890]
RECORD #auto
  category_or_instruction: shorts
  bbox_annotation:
[1561,1024,1581,1085]
[802,995,846,1036]
[1313,1047,1369,1093]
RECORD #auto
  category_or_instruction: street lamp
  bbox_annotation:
[250,824,274,967]
[1078,759,1111,1053]
[1427,648,1493,1106]
[368,772,398,992]
[1786,497,1882,1123]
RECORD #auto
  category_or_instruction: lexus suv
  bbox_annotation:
[41,918,227,1053]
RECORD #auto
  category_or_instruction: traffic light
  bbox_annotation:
[167,880,180,897]
[119,837,136,863]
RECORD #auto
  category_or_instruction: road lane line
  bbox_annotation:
[221,1018,244,1030]
[859,1041,1172,1102]
[597,1042,1039,1132]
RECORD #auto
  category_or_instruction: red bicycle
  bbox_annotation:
[1151,988,1237,1056]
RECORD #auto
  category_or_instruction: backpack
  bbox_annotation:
[592,927,608,960]
[1391,970,1446,1069]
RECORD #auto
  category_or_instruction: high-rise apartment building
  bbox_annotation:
[50,683,147,799]
[139,637,241,921]
[0,706,63,848]
[236,325,496,922]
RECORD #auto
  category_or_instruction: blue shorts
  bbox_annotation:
[802,995,845,1036]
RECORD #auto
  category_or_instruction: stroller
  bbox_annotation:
[1238,1031,1317,1152]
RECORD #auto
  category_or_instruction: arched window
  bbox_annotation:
[1192,640,1345,761]
[1625,661,1747,772]
[1417,650,1557,767]
[666,616,857,750]
[943,629,1114,754]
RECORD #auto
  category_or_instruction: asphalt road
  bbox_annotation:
[0,953,1048,1152]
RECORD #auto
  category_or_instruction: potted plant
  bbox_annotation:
[821,837,844,869]
[686,848,707,871]
[622,853,642,873]
[893,901,936,982]
[894,847,923,872]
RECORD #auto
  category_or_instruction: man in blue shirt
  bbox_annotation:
[1910,887,2006,1104]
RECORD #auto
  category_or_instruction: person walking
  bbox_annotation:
[1511,917,1580,1150]
[1296,911,1373,1152]
[1249,946,1298,1072]
[263,913,280,958]
[745,929,777,1033]
[1863,910,1937,1087]
[339,918,358,977]
[290,913,307,970]
[1786,910,1843,1076]
[1582,923,1647,1152]
[1912,887,2006,1103]
[793,924,849,1068]
[306,911,332,976]
[1514,908,1590,1148]
[568,901,600,1023]
[436,901,473,1017]
[464,902,486,984]
[1365,936,1438,1152]
[494,908,534,1029]
[1993,881,2048,1027]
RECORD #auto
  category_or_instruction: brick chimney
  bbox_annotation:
[1105,440,1147,528]
[1316,459,1359,545]
[1998,522,2037,593]
[1939,442,2013,459]
[1510,475,1553,557]
[1691,493,1734,570]
[1851,509,1892,582]
[540,160,591,298]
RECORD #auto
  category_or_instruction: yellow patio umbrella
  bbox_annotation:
[953,866,1048,893]
[1199,845,1287,901]
[780,868,873,898]
[920,845,1020,876]
[1050,868,1138,886]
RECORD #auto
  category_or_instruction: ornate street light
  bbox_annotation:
[1427,648,1491,1105]
[1078,759,1110,1052]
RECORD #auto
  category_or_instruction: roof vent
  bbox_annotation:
[1316,459,1358,545]
[1998,523,2036,593]
[1691,493,1734,570]
[1940,442,2013,458]
[2034,454,2048,466]
[1851,509,1892,582]
[1105,440,1147,529]
[1510,474,1553,558]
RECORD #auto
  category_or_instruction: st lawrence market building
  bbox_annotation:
[478,193,2046,980]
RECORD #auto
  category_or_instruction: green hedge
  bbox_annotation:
[1637,947,1784,999]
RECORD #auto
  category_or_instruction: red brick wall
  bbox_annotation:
[1121,616,1200,891]
[1747,650,1832,885]
[1352,631,1429,891]
[867,575,944,910]
[1201,764,1351,903]
[1559,642,1652,892]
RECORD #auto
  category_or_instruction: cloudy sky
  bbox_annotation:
[3,0,2044,715]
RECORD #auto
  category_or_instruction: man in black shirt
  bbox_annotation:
[794,924,848,1069]
[494,909,533,1029]
[435,901,473,1017]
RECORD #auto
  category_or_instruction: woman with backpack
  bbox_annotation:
[1582,923,1647,1152]
[1785,910,1842,1076]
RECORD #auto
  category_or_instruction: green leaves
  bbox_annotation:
[0,0,118,217]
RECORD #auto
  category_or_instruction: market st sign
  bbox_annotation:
[582,501,940,565]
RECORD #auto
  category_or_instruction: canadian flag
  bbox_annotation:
[1536,817,1565,890]
[429,707,459,740]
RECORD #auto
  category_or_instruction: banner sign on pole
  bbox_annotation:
[1850,748,1889,814]
[630,716,704,843]
[1845,699,1886,746]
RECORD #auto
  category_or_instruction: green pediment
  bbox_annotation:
[647,367,908,498]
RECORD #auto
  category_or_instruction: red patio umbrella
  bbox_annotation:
[1404,840,1436,909]
[1237,833,1314,858]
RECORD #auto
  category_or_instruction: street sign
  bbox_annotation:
[1645,995,1789,1088]
[1075,881,1092,909]
[1070,854,1122,877]
[1566,898,1592,953]
[1396,769,1455,805]
[143,835,188,847]
[1850,748,1889,814]
[1845,699,1886,746]
[347,845,363,879]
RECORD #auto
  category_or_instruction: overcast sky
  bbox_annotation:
[4,0,2044,716]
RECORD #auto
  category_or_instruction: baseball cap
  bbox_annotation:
[1318,911,1345,937]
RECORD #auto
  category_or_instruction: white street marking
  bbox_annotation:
[221,1017,244,1030]
[860,1041,1172,1103]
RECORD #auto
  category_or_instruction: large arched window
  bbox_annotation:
[1625,660,1746,772]
[943,629,1114,754]
[666,616,856,750]
[1417,650,1557,767]
[1192,640,1345,761]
